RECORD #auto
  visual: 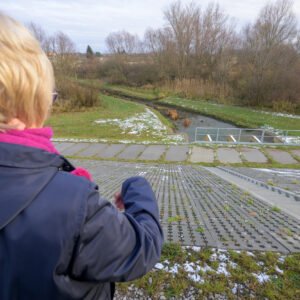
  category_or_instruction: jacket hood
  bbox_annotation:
[0,142,74,230]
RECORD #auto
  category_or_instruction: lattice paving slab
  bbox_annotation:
[72,160,300,253]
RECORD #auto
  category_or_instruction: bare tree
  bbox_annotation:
[27,22,50,52]
[240,0,299,105]
[164,1,199,78]
[55,31,75,55]
[51,32,77,77]
[106,31,141,54]
[144,27,177,78]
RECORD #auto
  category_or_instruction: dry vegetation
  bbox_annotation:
[101,0,300,112]
[29,0,300,113]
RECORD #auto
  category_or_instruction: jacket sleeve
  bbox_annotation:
[71,176,164,282]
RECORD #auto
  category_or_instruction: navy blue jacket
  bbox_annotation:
[0,142,163,299]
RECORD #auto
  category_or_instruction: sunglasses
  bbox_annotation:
[52,91,58,103]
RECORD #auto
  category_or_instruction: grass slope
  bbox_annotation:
[160,97,300,135]
[102,84,162,101]
[47,94,175,142]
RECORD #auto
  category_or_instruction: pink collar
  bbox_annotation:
[0,127,58,154]
[0,127,92,181]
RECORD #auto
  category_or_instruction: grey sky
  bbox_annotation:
[2,0,300,52]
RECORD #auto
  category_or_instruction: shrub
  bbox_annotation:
[53,78,100,112]
[272,100,296,114]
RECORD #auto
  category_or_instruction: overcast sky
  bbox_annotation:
[1,0,300,52]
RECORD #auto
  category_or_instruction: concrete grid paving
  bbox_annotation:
[265,149,298,164]
[71,159,300,253]
[165,145,189,162]
[95,144,126,158]
[117,145,146,160]
[240,148,268,163]
[77,143,108,157]
[138,145,166,161]
[55,142,75,153]
[292,149,300,158]
[226,167,300,195]
[55,142,300,166]
[216,148,242,163]
[189,147,214,163]
[61,143,90,156]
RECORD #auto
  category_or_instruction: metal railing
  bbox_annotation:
[194,128,300,145]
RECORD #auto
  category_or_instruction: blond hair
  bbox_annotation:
[0,13,54,130]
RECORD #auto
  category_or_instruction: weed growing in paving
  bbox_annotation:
[116,244,300,299]
[272,206,281,213]
[196,227,205,234]
[224,204,230,212]
[247,198,254,206]
[167,215,184,223]
[267,179,276,186]
[280,227,293,237]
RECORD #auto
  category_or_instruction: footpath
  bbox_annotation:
[54,141,300,165]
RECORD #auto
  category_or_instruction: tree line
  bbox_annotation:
[103,0,300,111]
[28,0,300,112]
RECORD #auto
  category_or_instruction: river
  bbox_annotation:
[155,105,237,142]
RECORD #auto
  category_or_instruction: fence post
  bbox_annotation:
[216,128,220,142]
[284,130,288,145]
[238,129,242,142]
[194,128,197,142]
[261,129,265,143]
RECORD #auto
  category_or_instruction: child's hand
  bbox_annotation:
[114,192,125,211]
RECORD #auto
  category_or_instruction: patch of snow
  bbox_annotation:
[53,137,101,143]
[155,263,164,270]
[169,264,180,274]
[210,253,218,261]
[217,262,230,276]
[218,253,229,262]
[232,284,244,295]
[217,249,228,253]
[183,262,207,283]
[188,273,204,283]
[275,266,284,274]
[184,246,201,252]
[184,262,195,273]
[94,108,185,143]
[228,261,238,269]
[198,264,213,273]
[283,136,300,145]
[258,110,300,119]
[138,172,147,176]
[232,283,238,294]
[253,273,270,283]
[260,125,300,145]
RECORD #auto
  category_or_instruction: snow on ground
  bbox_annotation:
[260,125,300,144]
[154,247,286,289]
[53,137,186,145]
[258,110,300,119]
[94,108,185,143]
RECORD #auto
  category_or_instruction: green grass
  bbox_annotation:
[271,206,281,213]
[160,97,300,134]
[102,84,163,101]
[47,94,173,142]
[117,243,300,299]
[74,79,162,100]
[167,215,184,223]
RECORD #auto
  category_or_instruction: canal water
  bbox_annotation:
[155,106,237,142]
